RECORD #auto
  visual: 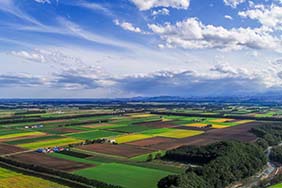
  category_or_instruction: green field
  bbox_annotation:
[105,125,153,133]
[74,163,173,188]
[66,130,122,140]
[0,129,30,136]
[269,183,282,188]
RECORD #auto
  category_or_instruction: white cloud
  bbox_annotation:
[210,63,249,77]
[224,15,233,20]
[11,50,46,63]
[152,8,170,16]
[148,17,282,51]
[73,1,113,16]
[57,17,135,48]
[0,0,42,26]
[51,68,106,90]
[130,0,190,10]
[10,49,84,67]
[115,68,268,97]
[239,4,282,30]
[114,19,143,33]
[223,0,246,8]
[33,0,51,4]
[4,48,282,96]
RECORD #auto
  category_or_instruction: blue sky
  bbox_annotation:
[0,0,282,98]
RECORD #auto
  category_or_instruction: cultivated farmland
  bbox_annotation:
[74,163,173,188]
[0,102,277,188]
[0,167,68,188]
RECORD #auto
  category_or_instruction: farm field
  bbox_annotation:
[66,130,122,140]
[141,128,204,138]
[8,152,92,171]
[0,103,279,188]
[78,143,154,158]
[0,131,45,141]
[113,133,153,144]
[5,135,62,145]
[0,167,68,188]
[18,137,82,149]
[73,163,173,188]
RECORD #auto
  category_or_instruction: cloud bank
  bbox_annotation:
[130,0,190,10]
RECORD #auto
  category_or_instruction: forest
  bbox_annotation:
[158,141,267,188]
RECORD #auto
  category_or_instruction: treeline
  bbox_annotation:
[163,142,230,165]
[0,115,42,121]
[0,112,123,125]
[158,141,267,188]
[270,145,282,164]
[0,156,122,188]
[151,111,282,122]
[14,110,47,115]
[59,119,109,127]
[60,150,92,158]
[250,123,282,146]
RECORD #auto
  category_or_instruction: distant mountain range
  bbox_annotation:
[2,95,282,105]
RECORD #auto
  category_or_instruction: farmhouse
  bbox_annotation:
[25,124,44,129]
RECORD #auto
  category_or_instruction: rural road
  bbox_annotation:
[0,149,34,158]
[232,143,282,188]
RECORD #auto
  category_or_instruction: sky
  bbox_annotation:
[1,0,282,98]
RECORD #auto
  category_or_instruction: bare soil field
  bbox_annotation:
[8,152,92,171]
[146,122,259,150]
[176,126,213,131]
[0,143,26,155]
[127,137,177,147]
[133,120,178,128]
[198,122,258,142]
[79,143,155,158]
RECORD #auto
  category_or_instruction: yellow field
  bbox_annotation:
[156,129,204,138]
[185,123,208,127]
[18,137,82,149]
[0,167,68,188]
[0,132,45,140]
[129,113,155,118]
[113,134,153,144]
[161,118,171,122]
[210,118,234,123]
[236,120,254,124]
[210,124,228,129]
